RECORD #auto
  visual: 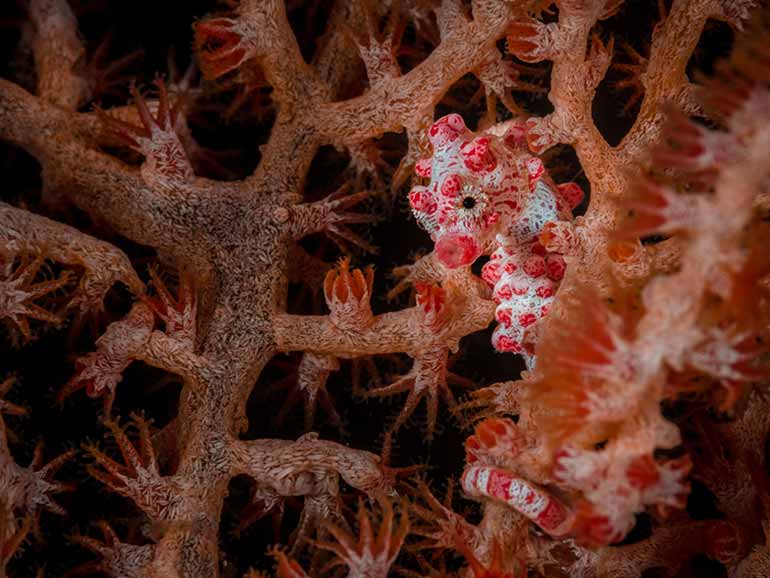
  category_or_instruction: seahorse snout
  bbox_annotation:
[435,232,481,269]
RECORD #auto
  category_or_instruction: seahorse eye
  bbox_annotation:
[462,196,476,209]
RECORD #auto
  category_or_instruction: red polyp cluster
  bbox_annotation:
[194,17,250,80]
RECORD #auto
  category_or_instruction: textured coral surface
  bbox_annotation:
[1,1,770,577]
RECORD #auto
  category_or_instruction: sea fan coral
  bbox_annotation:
[1,1,770,577]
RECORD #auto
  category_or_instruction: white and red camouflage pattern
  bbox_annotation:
[461,465,572,536]
[409,114,584,363]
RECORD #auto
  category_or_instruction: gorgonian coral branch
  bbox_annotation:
[2,1,769,577]
[524,6,770,548]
